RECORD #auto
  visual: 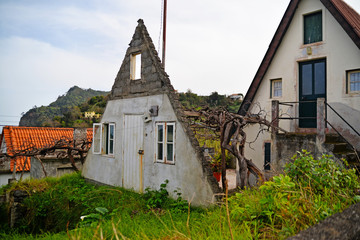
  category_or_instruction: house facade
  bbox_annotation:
[0,126,92,185]
[82,20,221,206]
[239,0,360,173]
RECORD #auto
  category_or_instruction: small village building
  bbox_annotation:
[229,93,244,101]
[84,112,101,119]
[82,19,221,206]
[238,0,360,174]
[0,126,92,185]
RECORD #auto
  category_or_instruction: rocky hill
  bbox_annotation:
[19,87,241,128]
[19,86,109,127]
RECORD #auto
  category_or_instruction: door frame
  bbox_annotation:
[298,58,327,128]
[122,114,144,192]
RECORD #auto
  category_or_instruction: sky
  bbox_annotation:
[0,0,359,127]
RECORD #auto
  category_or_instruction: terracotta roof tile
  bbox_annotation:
[331,0,360,37]
[0,126,93,172]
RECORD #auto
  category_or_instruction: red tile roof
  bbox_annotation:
[0,126,93,172]
[331,0,360,37]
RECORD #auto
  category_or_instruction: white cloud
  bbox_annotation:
[0,0,359,127]
[0,37,118,123]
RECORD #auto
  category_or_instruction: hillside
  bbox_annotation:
[19,88,241,128]
[178,90,242,113]
[19,86,109,127]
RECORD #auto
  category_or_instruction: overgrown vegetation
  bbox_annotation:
[1,151,359,239]
[178,90,242,113]
[18,87,241,128]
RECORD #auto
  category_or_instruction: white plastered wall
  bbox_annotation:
[244,0,360,170]
[82,94,216,206]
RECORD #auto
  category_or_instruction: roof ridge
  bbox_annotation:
[239,0,360,115]
[330,0,360,37]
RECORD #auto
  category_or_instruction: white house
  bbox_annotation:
[82,19,221,206]
[238,0,360,173]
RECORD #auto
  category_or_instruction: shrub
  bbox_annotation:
[143,180,188,212]
[285,150,360,197]
[229,150,360,239]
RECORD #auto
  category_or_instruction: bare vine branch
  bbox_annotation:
[184,105,286,190]
[0,136,92,176]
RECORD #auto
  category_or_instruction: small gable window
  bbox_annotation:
[304,11,322,44]
[271,79,282,98]
[93,123,115,155]
[130,52,141,80]
[347,70,360,93]
[155,122,175,164]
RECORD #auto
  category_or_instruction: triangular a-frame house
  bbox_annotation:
[238,0,360,174]
[82,19,221,205]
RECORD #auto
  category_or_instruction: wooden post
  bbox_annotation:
[220,113,227,191]
[317,98,326,144]
[271,100,279,135]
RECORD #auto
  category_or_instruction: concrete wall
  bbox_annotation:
[244,0,360,170]
[30,157,82,179]
[0,172,30,186]
[273,133,318,171]
[83,94,218,206]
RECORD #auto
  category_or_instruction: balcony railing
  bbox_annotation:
[271,98,359,151]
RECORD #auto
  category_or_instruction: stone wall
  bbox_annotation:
[110,19,173,100]
[8,190,28,228]
[272,133,318,171]
[288,202,360,240]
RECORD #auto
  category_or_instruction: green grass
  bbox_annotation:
[1,151,359,239]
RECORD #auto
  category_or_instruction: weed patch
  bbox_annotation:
[1,151,359,239]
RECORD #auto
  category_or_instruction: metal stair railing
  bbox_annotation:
[325,102,360,163]
[326,102,360,137]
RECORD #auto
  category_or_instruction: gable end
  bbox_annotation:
[110,19,174,100]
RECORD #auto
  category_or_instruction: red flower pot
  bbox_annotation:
[213,172,221,182]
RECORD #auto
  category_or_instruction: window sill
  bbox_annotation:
[301,41,324,48]
[156,161,175,165]
[93,153,115,158]
[344,92,360,97]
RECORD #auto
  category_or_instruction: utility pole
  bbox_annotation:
[162,0,167,69]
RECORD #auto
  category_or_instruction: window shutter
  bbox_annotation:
[93,123,102,154]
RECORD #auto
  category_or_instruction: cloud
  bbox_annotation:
[0,37,118,121]
[0,0,359,127]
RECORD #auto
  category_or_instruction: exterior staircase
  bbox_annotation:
[324,133,360,172]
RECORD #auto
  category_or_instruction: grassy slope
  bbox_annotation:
[1,151,359,239]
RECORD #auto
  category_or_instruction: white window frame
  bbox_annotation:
[92,123,115,155]
[347,70,360,93]
[155,122,175,164]
[130,52,141,80]
[271,79,282,98]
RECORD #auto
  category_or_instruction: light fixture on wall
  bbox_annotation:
[149,106,159,117]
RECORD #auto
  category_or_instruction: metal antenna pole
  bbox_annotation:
[162,0,167,69]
